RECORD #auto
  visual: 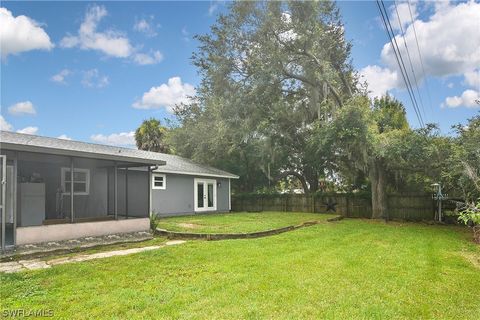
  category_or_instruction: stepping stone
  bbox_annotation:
[165,240,186,246]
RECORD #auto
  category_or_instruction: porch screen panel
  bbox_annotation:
[17,152,71,226]
[72,158,114,222]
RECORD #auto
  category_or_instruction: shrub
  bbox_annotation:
[150,212,160,232]
[458,200,480,243]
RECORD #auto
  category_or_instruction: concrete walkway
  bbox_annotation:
[0,240,186,274]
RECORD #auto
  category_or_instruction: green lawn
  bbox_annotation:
[156,211,333,233]
[2,213,480,319]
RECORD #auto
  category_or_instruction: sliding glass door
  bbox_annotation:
[194,178,216,212]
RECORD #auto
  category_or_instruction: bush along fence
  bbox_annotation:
[231,193,441,221]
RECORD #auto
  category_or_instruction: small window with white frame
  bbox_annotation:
[61,167,90,195]
[152,173,166,190]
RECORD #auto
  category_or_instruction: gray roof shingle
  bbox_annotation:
[0,131,238,178]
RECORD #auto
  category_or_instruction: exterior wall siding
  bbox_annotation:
[151,173,230,217]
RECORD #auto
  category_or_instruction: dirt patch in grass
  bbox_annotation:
[462,252,480,269]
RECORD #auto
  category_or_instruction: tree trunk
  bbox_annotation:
[369,158,388,219]
[274,171,310,194]
[306,173,319,193]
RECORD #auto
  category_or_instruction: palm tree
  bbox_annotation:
[135,118,170,153]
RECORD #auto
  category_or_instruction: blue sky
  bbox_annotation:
[1,1,479,146]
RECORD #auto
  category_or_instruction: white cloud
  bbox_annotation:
[133,51,163,65]
[389,1,418,32]
[443,89,480,109]
[0,115,39,134]
[133,17,158,37]
[0,115,13,131]
[60,5,163,66]
[181,26,190,42]
[81,69,109,88]
[464,69,480,90]
[359,65,400,99]
[16,126,38,135]
[51,69,71,84]
[8,101,36,116]
[133,77,196,113]
[381,1,480,81]
[60,5,132,58]
[366,1,480,107]
[208,1,221,16]
[0,7,54,59]
[90,131,135,147]
[57,134,72,140]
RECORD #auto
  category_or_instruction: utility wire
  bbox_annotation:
[393,0,427,122]
[407,0,434,113]
[380,0,424,128]
[376,0,424,128]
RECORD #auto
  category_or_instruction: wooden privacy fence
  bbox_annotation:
[231,194,436,221]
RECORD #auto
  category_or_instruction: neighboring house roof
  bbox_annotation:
[0,131,239,179]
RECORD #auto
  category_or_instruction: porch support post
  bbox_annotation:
[1,156,5,252]
[148,167,152,218]
[13,153,18,246]
[70,157,74,223]
[125,167,129,219]
[114,162,118,220]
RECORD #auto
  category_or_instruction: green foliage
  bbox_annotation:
[445,115,480,200]
[135,118,171,153]
[458,201,480,226]
[458,200,480,243]
[167,0,479,208]
[170,0,356,193]
[149,212,159,232]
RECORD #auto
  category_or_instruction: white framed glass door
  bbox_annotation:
[194,178,217,212]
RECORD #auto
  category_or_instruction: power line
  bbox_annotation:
[407,0,434,114]
[375,0,424,128]
[393,0,427,122]
[380,0,424,128]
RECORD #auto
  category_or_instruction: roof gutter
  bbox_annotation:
[153,168,239,179]
[1,143,166,166]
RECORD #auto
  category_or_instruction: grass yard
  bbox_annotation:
[1,213,480,319]
[156,211,332,233]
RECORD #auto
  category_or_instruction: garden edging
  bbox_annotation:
[155,216,343,240]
